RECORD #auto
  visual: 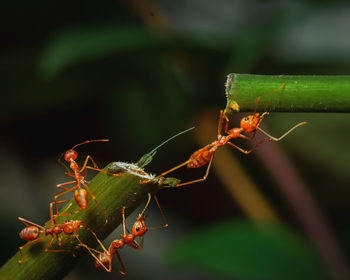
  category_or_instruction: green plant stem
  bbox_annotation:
[225,73,350,112]
[0,164,161,280]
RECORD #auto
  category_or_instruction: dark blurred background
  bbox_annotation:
[1,0,350,279]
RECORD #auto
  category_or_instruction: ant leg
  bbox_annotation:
[44,236,55,251]
[56,181,76,189]
[218,110,224,137]
[86,228,110,257]
[253,112,270,133]
[81,155,121,178]
[50,234,77,256]
[127,240,143,250]
[155,160,190,177]
[122,207,129,236]
[53,189,78,218]
[76,231,112,272]
[18,217,46,230]
[18,235,46,263]
[115,251,126,275]
[220,110,231,135]
[81,155,99,171]
[44,236,75,255]
[218,110,231,136]
[49,200,71,225]
[237,132,256,141]
[257,121,307,141]
[54,181,77,215]
[86,166,121,177]
[64,172,75,178]
[148,194,168,230]
[227,138,272,154]
[174,156,214,187]
[47,202,73,227]
[81,181,108,224]
[140,160,190,184]
[44,234,77,256]
[80,155,108,179]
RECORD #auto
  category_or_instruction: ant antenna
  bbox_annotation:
[139,193,152,217]
[257,121,307,141]
[57,139,109,172]
[148,194,168,230]
[71,139,109,150]
[57,152,70,173]
[254,82,287,113]
[137,127,195,168]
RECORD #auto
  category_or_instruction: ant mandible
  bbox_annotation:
[142,83,307,187]
[53,139,113,224]
[18,202,84,263]
[76,193,167,274]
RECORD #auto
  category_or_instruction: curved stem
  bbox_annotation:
[0,163,161,280]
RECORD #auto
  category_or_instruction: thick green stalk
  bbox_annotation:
[0,129,188,280]
[0,164,163,280]
[225,74,350,112]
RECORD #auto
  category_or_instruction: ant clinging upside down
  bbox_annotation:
[76,193,168,274]
[142,83,307,187]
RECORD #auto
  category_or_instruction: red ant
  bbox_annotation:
[142,83,307,187]
[54,139,113,223]
[76,193,167,274]
[18,201,84,263]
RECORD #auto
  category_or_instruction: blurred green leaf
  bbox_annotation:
[38,25,163,78]
[38,24,228,79]
[167,220,327,280]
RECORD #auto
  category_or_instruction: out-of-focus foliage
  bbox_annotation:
[168,220,327,280]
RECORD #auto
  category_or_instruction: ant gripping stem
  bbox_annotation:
[53,139,111,224]
[18,203,84,263]
[142,83,306,187]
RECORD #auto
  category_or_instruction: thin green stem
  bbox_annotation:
[225,73,350,112]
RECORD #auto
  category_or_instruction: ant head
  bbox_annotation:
[64,149,77,162]
[240,113,260,134]
[132,215,147,237]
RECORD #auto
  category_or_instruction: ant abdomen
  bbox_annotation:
[74,189,89,210]
[19,226,40,241]
[188,148,213,168]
